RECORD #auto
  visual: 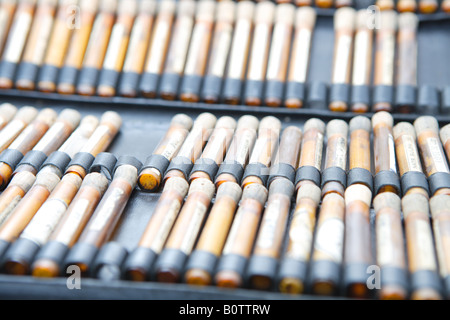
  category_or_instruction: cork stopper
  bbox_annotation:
[215,116,237,130]
[60,172,83,189]
[117,0,137,16]
[255,1,275,24]
[429,194,450,220]
[268,178,295,198]
[177,0,196,17]
[241,183,268,205]
[35,171,61,191]
[236,1,255,21]
[414,116,439,136]
[304,118,326,134]
[259,116,282,135]
[296,184,321,205]
[440,124,450,144]
[326,119,348,138]
[100,111,122,131]
[401,193,429,219]
[188,178,215,199]
[58,108,81,129]
[195,0,215,22]
[398,12,418,30]
[345,184,372,206]
[334,7,356,31]
[79,0,99,14]
[373,191,401,214]
[78,115,100,135]
[99,0,118,14]
[139,0,156,15]
[323,192,344,205]
[162,176,189,198]
[157,0,175,15]
[82,172,109,194]
[296,6,316,29]
[14,106,38,124]
[372,111,394,129]
[274,3,295,25]
[35,108,58,127]
[216,181,242,203]
[237,115,259,132]
[349,115,371,133]
[356,8,371,30]
[0,103,17,122]
[216,0,235,23]
[393,122,416,140]
[193,112,217,130]
[379,10,398,31]
[171,114,193,131]
[9,171,35,192]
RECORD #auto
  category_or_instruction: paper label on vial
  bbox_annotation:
[314,218,344,262]
[352,31,370,86]
[21,199,68,246]
[266,24,286,80]
[234,130,255,165]
[211,27,232,78]
[103,24,126,70]
[388,134,397,173]
[81,125,109,153]
[256,199,282,249]
[427,137,450,173]
[170,18,193,73]
[415,219,438,271]
[204,128,229,161]
[0,195,22,226]
[376,214,395,266]
[332,35,352,84]
[89,188,124,232]
[314,133,324,170]
[291,29,311,83]
[150,200,181,253]
[161,130,186,160]
[401,135,422,172]
[381,34,395,85]
[433,223,447,278]
[247,24,269,81]
[179,202,207,255]
[287,208,313,260]
[333,136,347,169]
[34,122,66,151]
[146,22,171,74]
[55,198,90,245]
[4,13,32,63]
[227,21,250,79]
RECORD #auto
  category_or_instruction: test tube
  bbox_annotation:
[215,115,259,187]
[138,114,193,192]
[243,1,274,106]
[278,184,321,294]
[429,194,450,299]
[164,113,216,182]
[0,0,17,57]
[36,0,78,93]
[241,116,281,188]
[154,178,215,283]
[373,11,397,112]
[14,0,58,91]
[395,13,418,114]
[56,0,99,95]
[393,122,429,198]
[246,178,295,291]
[214,183,268,288]
[123,177,189,281]
[31,172,109,277]
[158,0,196,101]
[200,1,236,104]
[117,0,156,98]
[285,7,316,109]
[264,3,295,107]
[138,0,176,98]
[350,10,373,113]
[373,192,408,300]
[372,112,401,196]
[440,124,450,163]
[96,0,138,97]
[0,0,37,89]
[221,1,254,105]
[414,116,450,196]
[329,7,356,112]
[403,194,443,300]
[184,181,242,286]
[63,158,141,276]
[76,0,118,96]
[179,0,216,103]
